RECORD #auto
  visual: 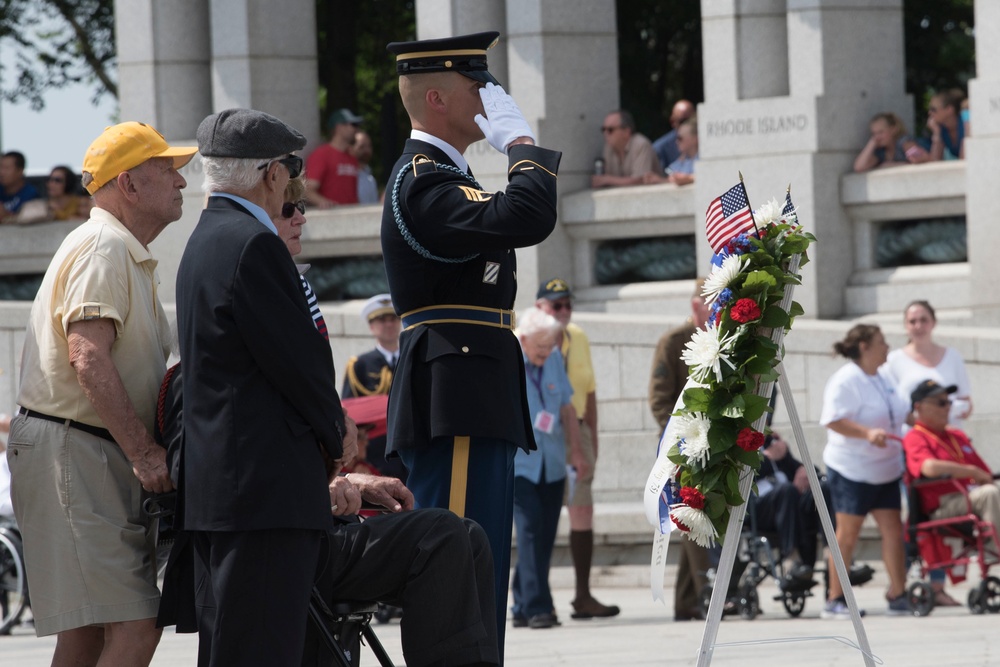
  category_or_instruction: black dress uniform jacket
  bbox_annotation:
[175,197,345,532]
[381,139,561,454]
[341,349,393,398]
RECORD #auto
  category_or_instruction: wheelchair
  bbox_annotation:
[698,489,874,620]
[0,517,27,635]
[903,475,1000,617]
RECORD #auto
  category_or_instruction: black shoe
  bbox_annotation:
[528,613,558,629]
[674,607,705,622]
[512,615,528,628]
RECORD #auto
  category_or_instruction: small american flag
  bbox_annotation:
[705,183,756,253]
[782,188,795,219]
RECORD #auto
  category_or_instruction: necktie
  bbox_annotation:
[299,275,328,340]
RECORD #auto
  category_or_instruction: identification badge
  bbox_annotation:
[534,410,556,434]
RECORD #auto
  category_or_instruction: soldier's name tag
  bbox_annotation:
[534,410,556,434]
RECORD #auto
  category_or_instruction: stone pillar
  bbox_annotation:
[208,0,321,145]
[696,0,909,319]
[965,0,1000,324]
[115,0,212,140]
[415,0,619,305]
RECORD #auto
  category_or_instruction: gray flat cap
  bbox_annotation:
[197,108,306,158]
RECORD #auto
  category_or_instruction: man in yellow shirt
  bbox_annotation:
[536,278,620,619]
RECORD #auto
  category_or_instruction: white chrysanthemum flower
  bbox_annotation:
[702,254,748,305]
[671,505,717,547]
[681,327,738,384]
[667,412,712,467]
[754,197,783,226]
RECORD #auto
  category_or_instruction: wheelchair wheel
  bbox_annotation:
[737,583,760,620]
[906,581,934,617]
[0,529,27,635]
[781,592,806,618]
[968,588,985,614]
[977,576,1000,614]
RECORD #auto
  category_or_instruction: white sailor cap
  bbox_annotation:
[361,294,397,323]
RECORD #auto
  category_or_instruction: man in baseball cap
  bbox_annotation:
[305,106,365,207]
[11,120,193,665]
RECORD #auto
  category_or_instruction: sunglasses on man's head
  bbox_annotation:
[281,201,306,218]
[257,154,303,180]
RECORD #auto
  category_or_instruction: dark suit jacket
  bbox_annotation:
[380,139,561,454]
[175,196,345,532]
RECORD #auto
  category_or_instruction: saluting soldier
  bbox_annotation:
[381,31,561,654]
[342,293,408,480]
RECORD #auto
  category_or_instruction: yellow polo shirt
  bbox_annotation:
[561,322,596,419]
[17,208,171,431]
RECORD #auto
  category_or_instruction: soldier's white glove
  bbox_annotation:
[474,83,536,155]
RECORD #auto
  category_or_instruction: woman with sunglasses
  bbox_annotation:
[45,166,89,221]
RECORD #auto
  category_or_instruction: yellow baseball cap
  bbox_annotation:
[81,121,198,195]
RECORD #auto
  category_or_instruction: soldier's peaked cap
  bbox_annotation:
[387,31,501,86]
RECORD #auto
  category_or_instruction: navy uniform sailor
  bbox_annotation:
[342,293,409,480]
[381,30,561,656]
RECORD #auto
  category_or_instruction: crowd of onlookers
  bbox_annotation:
[0,151,93,224]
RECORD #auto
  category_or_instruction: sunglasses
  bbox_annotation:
[257,154,303,180]
[601,126,621,134]
[281,201,306,218]
[550,301,573,312]
[48,176,66,183]
[926,397,952,407]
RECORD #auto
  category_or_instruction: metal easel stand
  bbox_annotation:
[694,256,876,667]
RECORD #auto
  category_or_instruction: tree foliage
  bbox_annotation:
[615,0,703,140]
[315,0,415,183]
[904,0,975,125]
[0,0,116,109]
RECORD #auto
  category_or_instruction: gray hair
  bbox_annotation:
[515,306,562,340]
[202,155,264,194]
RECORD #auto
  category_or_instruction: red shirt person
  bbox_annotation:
[305,108,363,207]
[903,380,1000,558]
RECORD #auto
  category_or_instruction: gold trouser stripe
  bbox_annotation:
[449,436,471,517]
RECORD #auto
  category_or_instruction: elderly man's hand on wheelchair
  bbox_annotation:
[329,473,415,516]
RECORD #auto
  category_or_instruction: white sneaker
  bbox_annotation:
[821,598,864,620]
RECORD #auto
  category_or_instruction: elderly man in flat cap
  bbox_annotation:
[381,31,562,653]
[175,108,357,665]
[9,121,194,666]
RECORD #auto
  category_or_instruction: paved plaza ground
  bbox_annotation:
[2,563,996,666]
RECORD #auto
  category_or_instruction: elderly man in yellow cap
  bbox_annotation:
[8,121,195,666]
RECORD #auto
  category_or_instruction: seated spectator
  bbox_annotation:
[350,130,380,204]
[853,112,928,172]
[305,108,363,207]
[924,89,966,161]
[0,151,40,222]
[903,380,1000,559]
[45,166,89,222]
[752,431,830,585]
[643,118,698,185]
[652,99,695,172]
[511,307,589,630]
[591,109,661,188]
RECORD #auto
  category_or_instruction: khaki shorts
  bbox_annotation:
[7,414,159,636]
[565,420,597,507]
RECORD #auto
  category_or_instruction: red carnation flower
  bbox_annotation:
[670,513,691,532]
[730,298,762,323]
[679,486,705,509]
[736,427,765,452]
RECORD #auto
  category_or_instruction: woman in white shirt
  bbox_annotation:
[884,300,972,428]
[820,325,910,619]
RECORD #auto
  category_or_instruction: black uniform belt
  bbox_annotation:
[18,407,115,443]
[401,305,516,331]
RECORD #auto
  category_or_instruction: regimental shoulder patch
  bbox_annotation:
[458,185,493,202]
[482,261,500,284]
[411,154,437,177]
[82,305,101,320]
